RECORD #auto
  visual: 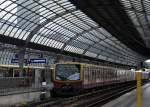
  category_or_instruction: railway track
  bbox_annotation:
[24,97,62,107]
[23,82,139,107]
[70,85,136,107]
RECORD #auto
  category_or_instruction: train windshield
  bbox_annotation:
[56,64,80,81]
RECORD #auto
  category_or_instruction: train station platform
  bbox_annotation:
[102,82,150,107]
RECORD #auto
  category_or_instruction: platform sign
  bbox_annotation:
[11,58,27,63]
[29,58,46,64]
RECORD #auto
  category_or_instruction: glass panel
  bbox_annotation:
[85,51,97,57]
[77,36,94,45]
[64,45,84,54]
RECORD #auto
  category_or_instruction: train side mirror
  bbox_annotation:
[142,68,145,71]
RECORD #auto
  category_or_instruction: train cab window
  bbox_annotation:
[56,64,80,81]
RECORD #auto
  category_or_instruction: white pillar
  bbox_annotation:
[34,69,41,88]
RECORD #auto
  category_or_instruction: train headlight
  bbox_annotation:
[62,85,72,90]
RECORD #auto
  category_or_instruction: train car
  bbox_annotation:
[52,62,149,96]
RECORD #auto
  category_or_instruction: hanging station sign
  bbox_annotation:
[11,58,46,64]
[11,58,27,63]
[29,58,46,64]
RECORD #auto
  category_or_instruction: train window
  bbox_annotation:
[102,68,104,80]
[96,68,100,79]
[105,68,108,80]
[86,67,88,81]
[97,68,99,78]
[94,69,96,80]
[106,69,108,80]
[88,67,91,81]
[102,68,104,81]
[108,69,110,79]
[91,67,96,80]
[99,68,102,81]
[110,70,112,80]
[103,68,106,80]
[96,68,99,79]
[94,68,96,79]
[84,67,88,81]
[96,68,98,78]
[94,68,96,80]
[56,64,80,81]
[108,69,110,80]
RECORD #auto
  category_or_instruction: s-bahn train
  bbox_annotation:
[52,62,149,95]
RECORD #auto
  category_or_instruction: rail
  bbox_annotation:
[23,81,141,107]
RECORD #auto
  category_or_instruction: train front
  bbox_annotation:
[53,63,82,96]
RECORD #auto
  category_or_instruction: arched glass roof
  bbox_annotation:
[120,0,150,47]
[0,0,146,66]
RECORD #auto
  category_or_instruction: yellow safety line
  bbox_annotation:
[136,72,142,107]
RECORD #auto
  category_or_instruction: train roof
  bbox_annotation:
[55,62,127,70]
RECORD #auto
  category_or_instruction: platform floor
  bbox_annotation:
[102,83,150,107]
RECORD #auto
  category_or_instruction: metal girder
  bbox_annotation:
[61,27,99,51]
[18,9,76,68]
[25,9,76,47]
[124,8,150,16]
[82,34,124,60]
[82,29,112,55]
[126,0,149,47]
[59,9,127,59]
[0,45,19,52]
[0,0,148,66]
[140,0,150,28]
[0,34,136,67]
[120,0,150,48]
[97,49,123,63]
[70,0,150,56]
[128,0,147,36]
